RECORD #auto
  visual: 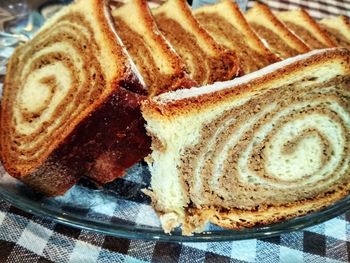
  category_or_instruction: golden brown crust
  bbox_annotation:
[228,2,280,63]
[111,0,196,96]
[130,0,185,74]
[194,1,280,74]
[153,0,222,52]
[182,186,350,234]
[0,0,150,195]
[245,2,310,56]
[297,9,336,47]
[227,3,267,53]
[142,47,350,235]
[195,1,279,62]
[92,0,146,95]
[152,0,240,83]
[320,15,350,34]
[319,16,350,49]
[142,48,350,118]
[277,9,337,48]
[17,84,150,195]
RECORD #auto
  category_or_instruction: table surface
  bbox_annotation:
[1,0,350,262]
[1,199,350,262]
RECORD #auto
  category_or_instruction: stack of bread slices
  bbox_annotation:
[1,0,350,235]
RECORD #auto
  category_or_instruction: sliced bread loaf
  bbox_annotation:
[142,48,350,234]
[246,3,310,59]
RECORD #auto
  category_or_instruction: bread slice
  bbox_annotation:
[276,9,336,49]
[245,2,310,59]
[0,0,150,195]
[142,48,350,235]
[319,16,350,49]
[111,0,196,96]
[151,0,240,84]
[193,0,280,75]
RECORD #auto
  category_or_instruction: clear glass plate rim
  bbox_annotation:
[1,182,350,242]
[1,0,350,243]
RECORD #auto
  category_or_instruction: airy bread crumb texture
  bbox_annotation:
[142,48,350,235]
[0,0,149,195]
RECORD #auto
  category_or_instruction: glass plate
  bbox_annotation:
[0,0,350,242]
[1,162,350,242]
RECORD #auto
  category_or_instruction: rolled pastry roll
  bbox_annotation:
[276,9,336,49]
[319,16,350,49]
[111,0,196,97]
[142,48,350,235]
[194,0,279,75]
[152,0,240,85]
[246,2,310,59]
[0,0,150,195]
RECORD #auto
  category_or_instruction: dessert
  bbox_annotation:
[319,16,350,49]
[246,2,310,59]
[111,0,196,96]
[194,0,279,75]
[142,48,350,235]
[276,9,336,49]
[152,0,240,84]
[0,0,150,195]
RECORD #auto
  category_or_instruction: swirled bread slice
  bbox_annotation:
[111,0,196,96]
[276,9,336,49]
[1,0,151,195]
[151,0,240,84]
[246,3,310,59]
[142,48,350,235]
[193,0,279,75]
[319,16,350,49]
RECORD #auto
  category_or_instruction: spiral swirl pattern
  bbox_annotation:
[2,13,106,174]
[180,76,350,210]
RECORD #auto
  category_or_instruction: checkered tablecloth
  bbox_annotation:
[247,0,350,19]
[0,0,350,262]
[1,198,350,263]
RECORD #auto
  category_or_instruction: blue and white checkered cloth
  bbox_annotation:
[1,199,350,262]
